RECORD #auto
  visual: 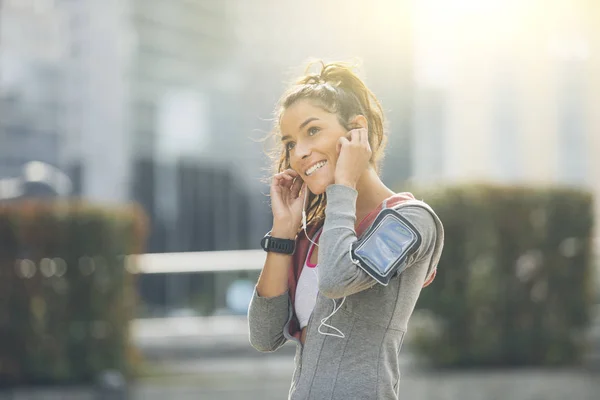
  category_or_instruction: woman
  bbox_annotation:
[248,61,444,400]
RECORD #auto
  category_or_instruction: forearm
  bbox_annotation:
[255,225,296,297]
[318,184,375,298]
[256,252,293,298]
[247,285,291,352]
[249,225,297,352]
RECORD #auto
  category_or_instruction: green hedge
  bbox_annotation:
[0,201,147,386]
[409,184,595,368]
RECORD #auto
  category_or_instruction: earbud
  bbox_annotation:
[302,185,318,248]
[302,211,307,231]
[302,185,307,229]
[302,189,307,231]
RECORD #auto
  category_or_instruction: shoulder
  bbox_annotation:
[385,199,443,260]
[392,201,437,232]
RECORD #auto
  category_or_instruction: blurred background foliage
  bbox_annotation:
[0,201,147,386]
[408,184,595,367]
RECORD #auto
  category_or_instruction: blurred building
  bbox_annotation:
[45,0,248,252]
[58,0,132,202]
[123,0,244,252]
[0,0,417,250]
[7,0,596,254]
[0,0,67,179]
[411,0,600,230]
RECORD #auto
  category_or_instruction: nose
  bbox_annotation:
[294,139,311,160]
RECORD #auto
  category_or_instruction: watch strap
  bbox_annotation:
[261,234,296,255]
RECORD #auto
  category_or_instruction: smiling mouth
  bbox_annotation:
[305,160,327,176]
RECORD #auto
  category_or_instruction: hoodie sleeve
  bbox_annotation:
[247,286,291,352]
[317,184,438,299]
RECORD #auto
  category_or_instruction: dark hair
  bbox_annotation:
[268,60,388,230]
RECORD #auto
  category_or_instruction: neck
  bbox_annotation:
[354,167,395,218]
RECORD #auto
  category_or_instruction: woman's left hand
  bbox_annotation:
[334,128,372,189]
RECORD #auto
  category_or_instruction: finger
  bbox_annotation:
[350,129,360,143]
[278,172,295,181]
[291,177,303,199]
[275,168,298,177]
[283,168,299,177]
[338,136,349,153]
[271,175,283,186]
[273,174,292,191]
[281,176,294,189]
[360,129,369,145]
[281,170,299,185]
[275,170,297,186]
[273,173,292,183]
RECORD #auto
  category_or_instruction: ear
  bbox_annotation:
[349,115,368,130]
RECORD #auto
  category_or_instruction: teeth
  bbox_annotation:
[305,161,326,176]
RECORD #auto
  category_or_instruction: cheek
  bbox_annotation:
[319,134,341,155]
[287,155,301,174]
[330,139,342,162]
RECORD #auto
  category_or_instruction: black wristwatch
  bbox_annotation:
[260,232,296,255]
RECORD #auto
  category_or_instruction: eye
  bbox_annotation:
[308,126,320,136]
[285,141,296,151]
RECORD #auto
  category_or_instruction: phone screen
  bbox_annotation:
[354,214,417,275]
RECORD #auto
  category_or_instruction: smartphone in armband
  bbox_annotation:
[350,208,422,286]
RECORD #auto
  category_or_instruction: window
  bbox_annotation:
[490,71,521,181]
[556,59,587,185]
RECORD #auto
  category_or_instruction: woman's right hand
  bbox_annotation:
[270,168,306,238]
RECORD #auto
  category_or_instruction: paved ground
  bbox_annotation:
[129,310,600,399]
[137,370,599,400]
[3,312,600,400]
[134,356,600,400]
[3,359,599,400]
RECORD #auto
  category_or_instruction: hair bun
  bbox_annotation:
[302,74,325,85]
[300,61,346,87]
[318,62,353,88]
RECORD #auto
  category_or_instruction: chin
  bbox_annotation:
[306,177,334,196]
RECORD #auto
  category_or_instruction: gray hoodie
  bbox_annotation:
[248,184,444,399]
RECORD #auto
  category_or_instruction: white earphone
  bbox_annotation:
[302,184,346,339]
[303,186,319,248]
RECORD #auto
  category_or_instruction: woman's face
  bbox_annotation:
[279,100,347,195]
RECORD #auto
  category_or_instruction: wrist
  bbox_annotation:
[271,225,297,240]
[261,232,296,255]
[334,179,357,190]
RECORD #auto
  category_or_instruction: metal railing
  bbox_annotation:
[128,238,600,319]
[131,249,265,274]
[129,249,266,319]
